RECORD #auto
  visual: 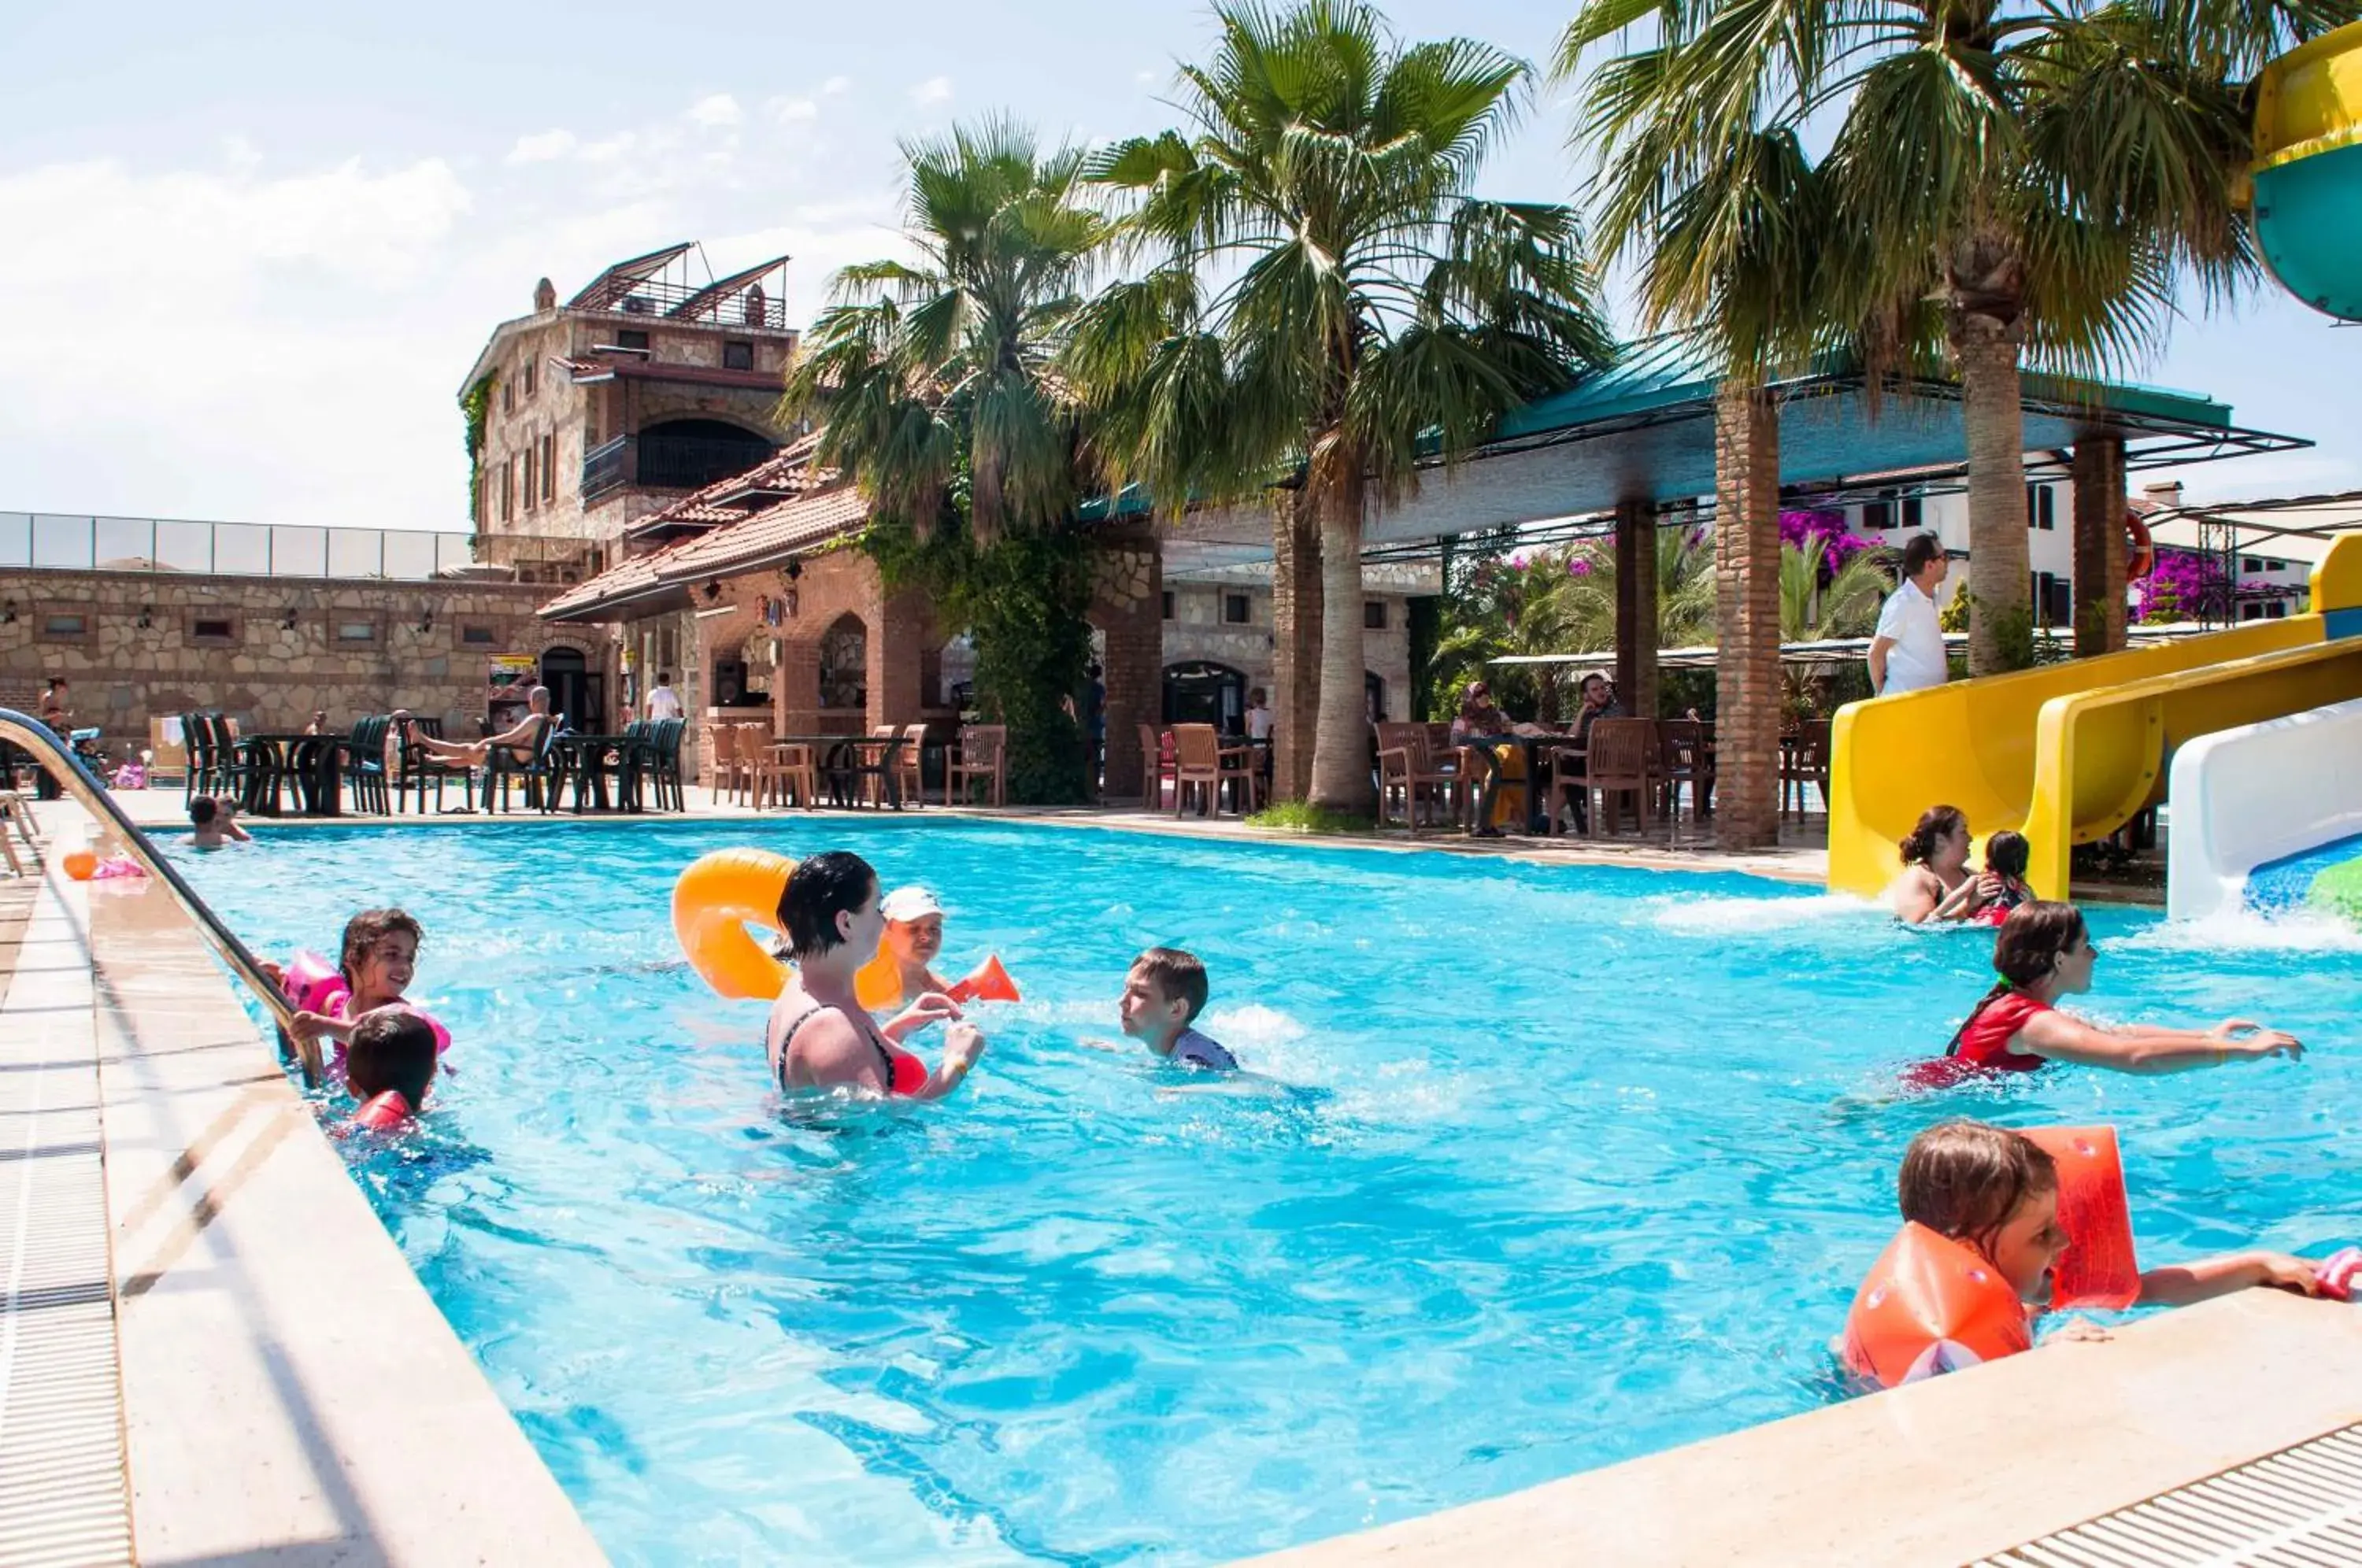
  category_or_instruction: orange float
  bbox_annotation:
[1842,1124,2138,1389]
[853,951,1023,1012]
[2125,512,2157,582]
[61,849,98,881]
[672,848,798,1000]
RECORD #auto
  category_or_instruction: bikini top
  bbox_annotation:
[772,999,927,1096]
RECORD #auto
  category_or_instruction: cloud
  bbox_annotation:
[909,76,953,107]
[822,76,852,97]
[768,95,819,124]
[507,129,578,165]
[687,94,742,130]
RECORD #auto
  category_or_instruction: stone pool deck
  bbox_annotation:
[2,790,2260,1566]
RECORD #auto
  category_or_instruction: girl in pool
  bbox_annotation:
[1887,804,1980,923]
[258,908,442,1074]
[1969,830,2034,926]
[765,851,983,1101]
[1895,1120,2341,1322]
[1906,901,2303,1087]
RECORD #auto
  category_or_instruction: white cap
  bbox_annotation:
[880,886,944,923]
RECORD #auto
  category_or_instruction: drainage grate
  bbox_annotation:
[0,871,135,1568]
[1975,1422,2362,1567]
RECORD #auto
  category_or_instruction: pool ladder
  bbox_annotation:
[1,708,319,1085]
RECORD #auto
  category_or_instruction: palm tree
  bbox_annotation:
[781,117,1107,546]
[781,119,1109,797]
[1077,0,1614,812]
[1779,539,1890,644]
[1560,0,2349,675]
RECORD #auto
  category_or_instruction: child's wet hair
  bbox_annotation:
[1983,830,2031,881]
[1131,947,1209,1023]
[339,908,424,985]
[346,1009,438,1105]
[189,795,219,827]
[1897,1119,2058,1259]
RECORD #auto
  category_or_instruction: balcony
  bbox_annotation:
[586,276,789,332]
[581,430,778,504]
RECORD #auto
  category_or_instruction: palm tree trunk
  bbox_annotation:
[1307,472,1373,815]
[1271,491,1323,801]
[1953,319,2032,675]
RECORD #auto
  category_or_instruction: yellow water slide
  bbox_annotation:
[1827,536,2362,902]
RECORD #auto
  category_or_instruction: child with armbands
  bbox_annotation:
[1965,830,2034,926]
[257,908,450,1078]
[1842,1119,2359,1388]
[341,1008,440,1133]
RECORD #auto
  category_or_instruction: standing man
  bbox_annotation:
[1868,532,1953,697]
[646,671,685,723]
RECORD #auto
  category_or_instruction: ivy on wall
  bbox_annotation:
[460,375,494,534]
[865,498,1094,805]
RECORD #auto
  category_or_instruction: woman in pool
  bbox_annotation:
[1887,804,1979,923]
[765,851,983,1101]
[1907,901,2303,1086]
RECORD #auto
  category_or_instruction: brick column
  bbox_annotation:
[1270,495,1322,802]
[2072,433,2128,656]
[1714,385,1782,849]
[775,638,821,736]
[1613,497,1660,720]
[1089,525,1162,801]
[871,582,931,730]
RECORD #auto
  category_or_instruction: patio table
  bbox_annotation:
[772,734,911,810]
[1457,733,1570,834]
[239,733,344,817]
[552,734,647,812]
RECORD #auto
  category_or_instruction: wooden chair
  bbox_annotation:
[1576,717,1659,838]
[897,723,928,806]
[754,738,820,808]
[1656,719,1711,828]
[1171,723,1224,816]
[702,724,739,804]
[1216,732,1263,815]
[1781,718,1832,822]
[948,724,1007,807]
[862,723,899,807]
[1374,722,1457,831]
[1138,723,1175,808]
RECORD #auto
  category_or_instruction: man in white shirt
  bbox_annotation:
[1868,532,1952,697]
[646,671,685,722]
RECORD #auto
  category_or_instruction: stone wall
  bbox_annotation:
[0,567,561,750]
[1162,580,1415,721]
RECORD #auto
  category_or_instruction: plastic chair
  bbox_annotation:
[1781,719,1832,822]
[897,723,928,807]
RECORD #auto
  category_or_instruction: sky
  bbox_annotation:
[2,0,2355,534]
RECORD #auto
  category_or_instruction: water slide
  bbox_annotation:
[2253,19,2362,322]
[1827,534,2362,903]
[2168,697,2362,923]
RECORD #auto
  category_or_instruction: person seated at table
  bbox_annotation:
[766,851,984,1101]
[1450,681,1554,838]
[1887,804,1977,924]
[1572,670,1623,744]
[1118,947,1237,1071]
[404,686,553,770]
[188,794,250,849]
[304,710,328,737]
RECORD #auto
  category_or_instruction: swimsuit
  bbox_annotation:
[772,998,927,1095]
[1902,991,2051,1089]
[1169,1027,1238,1071]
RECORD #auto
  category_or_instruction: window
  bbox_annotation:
[2242,602,2264,621]
[1863,498,1893,531]
[502,381,514,416]
[459,623,498,647]
[2025,483,2056,531]
[40,611,90,642]
[523,445,538,511]
[1223,593,1250,625]
[2268,601,2289,619]
[616,329,650,352]
[502,457,516,522]
[334,619,378,644]
[542,434,556,503]
[723,339,754,371]
[1902,495,1924,530]
[522,359,536,398]
[2046,575,2071,628]
[2243,557,2263,574]
[1364,599,1387,630]
[2268,558,2287,573]
[1161,590,1175,621]
[187,616,238,646]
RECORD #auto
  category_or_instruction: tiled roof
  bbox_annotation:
[627,431,835,534]
[551,355,787,392]
[538,483,871,621]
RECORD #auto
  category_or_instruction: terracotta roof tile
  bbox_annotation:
[537,483,871,621]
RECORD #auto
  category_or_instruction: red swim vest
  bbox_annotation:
[1902,991,2051,1089]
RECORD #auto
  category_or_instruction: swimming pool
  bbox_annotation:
[172,821,2362,1566]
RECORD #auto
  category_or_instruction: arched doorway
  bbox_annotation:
[1164,660,1246,732]
[540,645,601,731]
[635,418,777,490]
[820,613,868,721]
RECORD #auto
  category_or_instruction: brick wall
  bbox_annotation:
[0,566,561,750]
[1713,387,1782,849]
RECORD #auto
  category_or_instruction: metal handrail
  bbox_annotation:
[0,708,319,1085]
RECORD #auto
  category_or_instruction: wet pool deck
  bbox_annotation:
[0,788,2277,1566]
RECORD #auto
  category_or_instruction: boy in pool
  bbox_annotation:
[342,1008,441,1130]
[1118,948,1237,1071]
[188,795,250,849]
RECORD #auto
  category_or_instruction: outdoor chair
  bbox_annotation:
[1571,717,1660,840]
[896,723,928,806]
[1781,719,1832,823]
[1374,722,1457,832]
[147,716,189,791]
[702,723,742,805]
[486,712,565,813]
[1138,723,1175,809]
[341,716,392,815]
[396,716,475,814]
[735,723,774,805]
[1657,719,1712,828]
[180,712,213,802]
[648,719,687,812]
[202,712,259,809]
[948,724,1008,808]
[1170,723,1259,817]
[862,724,900,807]
[753,736,818,809]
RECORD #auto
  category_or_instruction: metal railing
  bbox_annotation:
[589,277,789,331]
[0,512,477,581]
[0,709,318,1085]
[581,433,779,501]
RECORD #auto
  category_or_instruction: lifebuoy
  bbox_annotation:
[1842,1124,2139,1389]
[2125,512,2156,581]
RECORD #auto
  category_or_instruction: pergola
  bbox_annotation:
[1168,333,2305,845]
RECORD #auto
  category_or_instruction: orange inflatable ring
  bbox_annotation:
[672,849,797,1001]
[2125,512,2156,581]
[853,952,1023,1013]
[1842,1124,2138,1389]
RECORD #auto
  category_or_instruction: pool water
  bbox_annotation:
[172,821,2362,1566]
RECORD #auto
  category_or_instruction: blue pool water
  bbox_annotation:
[172,821,2362,1566]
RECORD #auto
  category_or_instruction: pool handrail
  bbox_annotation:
[0,707,320,1085]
